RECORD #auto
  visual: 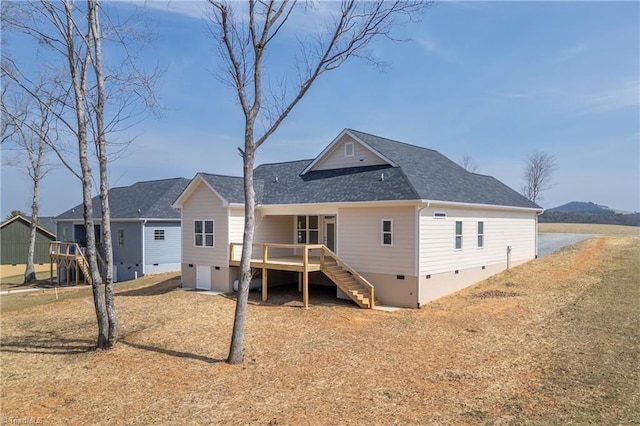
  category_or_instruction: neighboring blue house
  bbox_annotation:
[55,178,189,282]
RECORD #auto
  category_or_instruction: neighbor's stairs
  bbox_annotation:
[322,261,381,309]
[77,256,93,285]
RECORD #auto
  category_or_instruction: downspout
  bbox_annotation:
[415,201,430,308]
[535,209,544,258]
[141,219,147,276]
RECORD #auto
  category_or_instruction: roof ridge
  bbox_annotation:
[347,128,440,154]
[256,158,314,167]
[198,172,243,179]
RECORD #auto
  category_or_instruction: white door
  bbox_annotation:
[196,265,211,290]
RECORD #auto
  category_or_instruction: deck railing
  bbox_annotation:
[229,242,375,308]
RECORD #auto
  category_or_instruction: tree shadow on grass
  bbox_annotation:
[117,278,182,297]
[120,339,225,364]
[0,334,95,355]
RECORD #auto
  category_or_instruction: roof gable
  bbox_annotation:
[172,173,245,208]
[0,214,57,238]
[300,129,396,175]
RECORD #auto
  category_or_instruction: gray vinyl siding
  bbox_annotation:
[144,221,181,264]
[111,222,143,265]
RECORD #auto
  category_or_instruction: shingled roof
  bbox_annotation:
[344,129,541,209]
[181,129,541,210]
[56,178,190,220]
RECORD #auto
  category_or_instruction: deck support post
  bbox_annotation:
[298,272,302,292]
[303,246,309,309]
[262,245,269,302]
[262,268,268,302]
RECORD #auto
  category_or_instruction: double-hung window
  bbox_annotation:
[194,220,214,247]
[477,221,484,248]
[154,229,165,241]
[296,216,319,244]
[455,221,463,250]
[382,219,393,246]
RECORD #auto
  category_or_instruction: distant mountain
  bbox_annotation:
[547,201,616,215]
[540,201,639,226]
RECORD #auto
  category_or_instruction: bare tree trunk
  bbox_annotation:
[24,174,39,283]
[227,130,256,364]
[61,0,108,349]
[89,0,117,347]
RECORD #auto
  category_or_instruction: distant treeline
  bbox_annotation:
[540,211,640,227]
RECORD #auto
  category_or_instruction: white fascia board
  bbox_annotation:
[419,199,544,213]
[300,129,397,175]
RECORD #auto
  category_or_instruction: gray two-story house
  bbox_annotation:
[55,178,189,282]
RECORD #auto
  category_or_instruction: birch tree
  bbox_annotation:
[206,0,432,364]
[521,151,556,204]
[0,84,55,283]
[2,0,158,348]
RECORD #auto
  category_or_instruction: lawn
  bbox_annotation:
[1,236,638,425]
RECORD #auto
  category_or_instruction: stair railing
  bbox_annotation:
[320,245,375,309]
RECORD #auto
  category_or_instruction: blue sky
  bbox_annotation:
[1,0,639,219]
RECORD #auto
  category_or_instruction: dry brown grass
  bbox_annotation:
[539,222,640,235]
[1,236,639,425]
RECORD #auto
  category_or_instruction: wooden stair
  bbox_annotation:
[321,258,381,309]
[77,255,93,285]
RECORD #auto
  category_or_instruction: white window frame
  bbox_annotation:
[455,221,463,250]
[477,221,484,248]
[296,215,319,244]
[344,142,354,157]
[381,219,393,246]
[194,219,215,247]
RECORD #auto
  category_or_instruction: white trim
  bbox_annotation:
[454,220,463,251]
[172,173,232,208]
[421,199,543,213]
[300,129,397,175]
[194,219,215,248]
[477,221,484,249]
[381,218,393,247]
[344,141,354,157]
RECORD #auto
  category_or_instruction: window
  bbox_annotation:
[296,216,318,244]
[434,212,447,219]
[154,229,165,241]
[62,228,67,241]
[118,229,124,248]
[477,221,484,248]
[344,142,354,157]
[455,221,463,250]
[194,220,214,247]
[382,219,393,246]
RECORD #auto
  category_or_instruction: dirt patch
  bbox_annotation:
[1,237,638,424]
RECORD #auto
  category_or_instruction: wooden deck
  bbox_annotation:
[229,243,376,309]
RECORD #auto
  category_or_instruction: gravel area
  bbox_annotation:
[538,233,598,257]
